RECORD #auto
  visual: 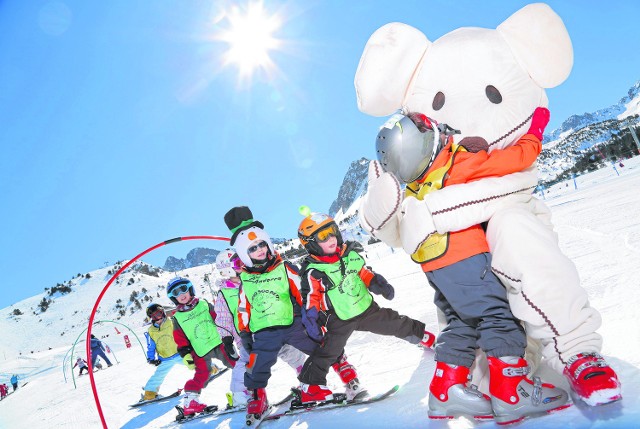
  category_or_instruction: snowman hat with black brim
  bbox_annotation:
[224,206,264,246]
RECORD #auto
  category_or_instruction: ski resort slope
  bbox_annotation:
[1,160,640,429]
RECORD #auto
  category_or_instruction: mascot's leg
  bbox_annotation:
[486,202,621,406]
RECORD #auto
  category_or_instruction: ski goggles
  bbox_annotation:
[168,282,191,298]
[311,223,340,243]
[149,309,165,321]
[247,241,268,254]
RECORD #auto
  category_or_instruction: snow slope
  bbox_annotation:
[1,159,640,428]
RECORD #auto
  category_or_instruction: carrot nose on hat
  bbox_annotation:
[224,206,264,245]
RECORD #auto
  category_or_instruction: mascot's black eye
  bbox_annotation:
[432,91,445,110]
[485,85,502,104]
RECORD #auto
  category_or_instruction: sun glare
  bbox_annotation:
[219,2,282,84]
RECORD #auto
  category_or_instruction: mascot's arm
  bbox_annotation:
[423,167,539,234]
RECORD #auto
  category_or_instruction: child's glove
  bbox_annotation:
[527,107,550,140]
[239,331,254,353]
[222,336,239,361]
[368,273,395,300]
[147,358,161,366]
[302,307,324,343]
[183,353,195,370]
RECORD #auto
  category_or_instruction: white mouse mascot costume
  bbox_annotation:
[355,3,621,408]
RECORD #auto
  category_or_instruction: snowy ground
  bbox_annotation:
[1,159,639,428]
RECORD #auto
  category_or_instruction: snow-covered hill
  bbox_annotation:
[1,158,639,428]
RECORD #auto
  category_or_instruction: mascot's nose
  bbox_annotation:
[458,136,489,153]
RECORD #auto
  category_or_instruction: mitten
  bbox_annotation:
[400,196,437,254]
[182,353,195,370]
[239,331,254,353]
[302,307,324,343]
[368,273,395,300]
[147,358,161,366]
[527,107,550,140]
[359,161,403,243]
[222,336,239,361]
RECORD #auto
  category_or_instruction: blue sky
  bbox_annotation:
[2,0,639,308]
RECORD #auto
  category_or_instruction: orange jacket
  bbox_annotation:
[408,133,542,272]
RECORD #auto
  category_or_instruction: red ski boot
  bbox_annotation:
[563,352,622,406]
[332,354,367,400]
[298,383,334,404]
[181,392,207,416]
[428,361,493,420]
[488,356,570,425]
[246,387,270,425]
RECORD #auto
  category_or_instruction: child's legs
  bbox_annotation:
[427,254,526,366]
[144,354,181,392]
[184,351,216,393]
[356,301,425,343]
[230,345,249,394]
[278,344,306,374]
[298,317,356,386]
[245,329,286,390]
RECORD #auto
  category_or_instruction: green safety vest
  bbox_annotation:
[173,299,222,357]
[240,264,294,332]
[307,251,373,320]
[220,287,240,334]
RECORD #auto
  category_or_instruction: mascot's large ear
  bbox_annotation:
[355,22,431,117]
[497,3,573,89]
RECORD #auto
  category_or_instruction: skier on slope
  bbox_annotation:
[90,335,112,368]
[169,277,238,417]
[73,357,89,376]
[140,303,183,402]
[214,249,307,408]
[296,212,435,404]
[223,206,363,425]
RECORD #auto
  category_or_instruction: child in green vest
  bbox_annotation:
[214,249,307,408]
[168,277,239,417]
[224,206,363,425]
[295,212,436,404]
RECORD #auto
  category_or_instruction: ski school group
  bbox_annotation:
[134,3,624,427]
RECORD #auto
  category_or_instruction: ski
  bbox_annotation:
[264,385,400,422]
[129,389,182,408]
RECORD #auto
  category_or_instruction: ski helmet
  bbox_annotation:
[298,212,343,255]
[233,226,276,268]
[376,112,440,183]
[215,249,237,278]
[166,277,195,304]
[146,303,165,321]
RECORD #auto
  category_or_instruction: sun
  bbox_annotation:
[218,1,282,84]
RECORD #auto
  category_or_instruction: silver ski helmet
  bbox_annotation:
[376,112,439,183]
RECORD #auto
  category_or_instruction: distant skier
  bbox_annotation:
[10,374,18,392]
[73,357,89,376]
[90,334,112,368]
[0,383,7,399]
[141,303,183,402]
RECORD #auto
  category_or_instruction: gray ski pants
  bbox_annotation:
[426,253,526,368]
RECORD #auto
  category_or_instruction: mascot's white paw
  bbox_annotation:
[400,196,436,254]
[359,160,403,233]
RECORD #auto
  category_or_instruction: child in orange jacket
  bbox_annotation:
[375,108,570,424]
